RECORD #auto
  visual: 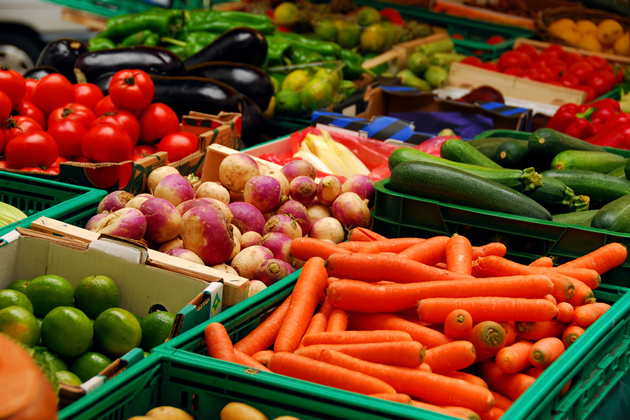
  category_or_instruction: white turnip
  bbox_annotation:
[195,182,230,205]
[248,280,267,297]
[97,191,134,214]
[166,248,205,265]
[126,193,152,210]
[306,203,332,222]
[244,175,284,213]
[210,263,239,275]
[332,192,371,229]
[281,160,316,183]
[92,208,147,241]
[240,231,262,249]
[263,169,290,196]
[229,202,266,235]
[230,246,273,280]
[219,153,260,193]
[276,200,312,235]
[180,205,235,266]
[147,166,179,194]
[342,175,375,206]
[86,213,108,231]
[310,217,345,243]
[264,214,302,240]
[139,197,181,244]
[290,176,317,204]
[158,238,184,253]
[260,232,292,263]
[154,174,195,207]
[256,259,295,287]
[199,198,233,223]
[317,176,342,206]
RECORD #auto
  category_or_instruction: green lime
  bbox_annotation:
[132,313,143,325]
[42,349,68,372]
[335,20,361,49]
[301,80,334,112]
[315,19,338,42]
[274,2,300,26]
[7,279,30,294]
[0,289,33,313]
[74,275,119,320]
[25,275,74,317]
[276,90,303,116]
[357,6,381,27]
[94,308,142,359]
[281,69,311,92]
[0,306,40,347]
[41,306,93,358]
[141,311,176,352]
[56,370,83,386]
[70,352,112,382]
[361,23,389,54]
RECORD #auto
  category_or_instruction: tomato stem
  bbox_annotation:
[124,77,136,86]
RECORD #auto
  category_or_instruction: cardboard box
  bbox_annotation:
[0,222,223,407]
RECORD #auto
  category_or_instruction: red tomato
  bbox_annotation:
[616,67,626,84]
[569,61,595,84]
[137,103,179,144]
[47,119,88,159]
[587,71,616,96]
[0,129,4,154]
[521,68,540,81]
[2,116,43,143]
[548,81,564,86]
[12,99,46,129]
[44,167,59,175]
[503,67,522,76]
[537,66,557,83]
[0,66,25,103]
[514,44,538,61]
[0,91,11,122]
[562,52,584,67]
[94,96,118,116]
[157,132,199,162]
[5,131,58,169]
[576,85,596,102]
[133,144,157,155]
[82,125,133,163]
[546,60,567,78]
[543,44,564,59]
[50,156,67,169]
[131,153,149,162]
[0,161,7,169]
[31,74,75,116]
[73,83,104,110]
[534,52,559,66]
[72,155,90,163]
[109,69,154,112]
[482,62,500,72]
[461,56,483,67]
[498,51,530,71]
[451,34,464,40]
[20,167,45,173]
[23,79,37,102]
[90,110,140,145]
[559,74,580,88]
[586,55,608,70]
[48,103,96,130]
[487,35,505,45]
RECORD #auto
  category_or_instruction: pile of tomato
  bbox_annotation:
[460,44,624,102]
[0,68,199,175]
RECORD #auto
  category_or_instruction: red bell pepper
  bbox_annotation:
[585,130,625,148]
[379,8,405,25]
[547,103,591,133]
[601,112,630,131]
[590,98,621,113]
[564,115,595,140]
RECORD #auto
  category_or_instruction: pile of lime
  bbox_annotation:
[271,66,344,116]
[0,274,175,387]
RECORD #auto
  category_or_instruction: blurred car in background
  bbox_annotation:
[0,0,95,73]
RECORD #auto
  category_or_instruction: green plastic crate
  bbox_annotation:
[42,0,210,18]
[0,172,107,237]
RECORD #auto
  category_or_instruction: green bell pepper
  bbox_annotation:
[162,31,220,58]
[87,37,116,52]
[165,44,187,60]
[340,49,364,80]
[120,30,158,47]
[97,8,178,42]
[290,47,325,65]
[185,9,275,34]
[266,36,292,67]
[274,31,341,58]
[217,10,274,25]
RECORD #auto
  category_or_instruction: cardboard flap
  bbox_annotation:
[88,238,148,265]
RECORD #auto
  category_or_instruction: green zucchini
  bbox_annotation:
[496,140,531,169]
[540,169,630,206]
[528,177,589,212]
[440,139,502,168]
[389,161,553,221]
[551,150,626,173]
[591,194,630,233]
[552,210,598,227]
[608,166,627,179]
[389,147,542,193]
[467,137,528,161]
[529,128,606,158]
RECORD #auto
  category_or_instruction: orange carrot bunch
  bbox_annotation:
[202,234,625,420]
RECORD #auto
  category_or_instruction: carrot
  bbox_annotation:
[423,341,476,373]
[233,349,271,372]
[499,322,516,347]
[369,393,412,405]
[574,302,611,328]
[489,390,513,411]
[435,262,449,269]
[467,321,506,362]
[446,235,473,275]
[326,309,348,332]
[268,352,396,395]
[325,277,339,290]
[370,238,426,253]
[326,253,471,284]
[290,238,351,261]
[559,242,627,274]
[417,297,558,323]
[296,341,425,368]
[251,350,274,367]
[544,267,600,289]
[317,297,334,318]
[562,324,585,348]
[410,401,469,419]
[495,341,533,374]
[204,323,236,363]
[471,243,507,260]
[440,406,482,420]
[327,276,554,313]
[515,321,567,341]
[348,227,387,242]
[478,359,535,401]
[528,337,565,368]
[275,257,328,353]
[524,367,571,395]
[444,309,473,339]
[442,371,489,389]
[348,313,452,348]
[320,350,495,413]
[296,313,328,350]
[479,407,504,420]
[568,278,596,306]
[234,295,291,356]
[473,256,575,303]
[302,330,412,346]
[398,236,449,265]
[529,256,554,267]
[337,241,380,253]
[418,363,432,373]
[544,294,557,305]
[556,302,574,323]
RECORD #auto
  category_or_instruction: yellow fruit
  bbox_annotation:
[273,3,300,27]
[146,406,194,420]
[548,18,576,36]
[615,32,629,56]
[0,306,40,347]
[577,35,603,52]
[558,30,582,44]
[605,48,616,54]
[220,403,268,420]
[597,19,623,46]
[575,20,598,35]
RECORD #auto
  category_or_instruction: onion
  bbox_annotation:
[97,191,134,214]
[317,176,342,206]
[342,175,376,206]
[310,217,345,243]
[276,200,312,235]
[281,160,316,183]
[154,174,195,207]
[147,166,180,194]
[244,175,285,213]
[256,259,295,286]
[260,232,292,263]
[241,231,263,249]
[139,197,181,244]
[195,182,230,205]
[126,193,152,210]
[230,245,274,280]
[264,214,302,240]
[219,153,260,193]
[92,208,147,241]
[86,213,108,231]
[229,202,266,235]
[180,205,235,266]
[306,203,332,222]
[158,238,184,253]
[166,248,205,265]
[331,192,371,229]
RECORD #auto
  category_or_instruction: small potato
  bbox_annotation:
[145,406,194,420]
[220,402,268,420]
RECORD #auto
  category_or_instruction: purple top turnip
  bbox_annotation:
[230,245,274,280]
[154,174,195,207]
[244,175,284,214]
[331,192,371,229]
[264,214,302,240]
[126,194,152,210]
[195,182,230,205]
[310,217,345,243]
[139,197,181,244]
[97,191,134,214]
[306,203,332,222]
[317,176,342,207]
[240,231,263,249]
[281,160,316,183]
[166,248,205,265]
[219,153,260,193]
[256,259,295,287]
[263,168,290,196]
[91,208,147,241]
[290,176,317,204]
[180,205,235,266]
[276,200,312,235]
[158,238,184,253]
[199,198,233,223]
[86,213,108,231]
[147,166,180,194]
[342,175,375,207]
[260,232,292,263]
[229,202,266,235]
[211,263,239,275]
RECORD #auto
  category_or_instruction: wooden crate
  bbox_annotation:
[514,38,630,65]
